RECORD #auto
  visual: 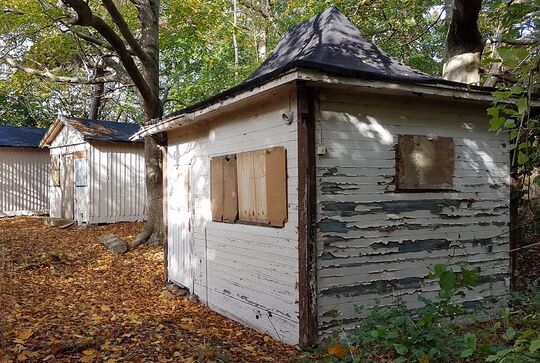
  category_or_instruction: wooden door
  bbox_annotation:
[168,165,193,290]
[61,154,74,220]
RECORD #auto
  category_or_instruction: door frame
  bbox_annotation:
[167,162,193,291]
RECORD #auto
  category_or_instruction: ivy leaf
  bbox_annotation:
[503,326,516,341]
[394,343,408,355]
[461,348,475,358]
[489,117,505,130]
[439,270,456,292]
[509,130,520,140]
[504,119,516,128]
[530,339,540,353]
[498,46,529,68]
[533,176,540,186]
[492,90,512,99]
[433,264,447,278]
[462,332,477,356]
[511,85,523,94]
[487,106,500,118]
[517,151,529,165]
[516,98,527,114]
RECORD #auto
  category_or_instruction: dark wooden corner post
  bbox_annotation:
[157,132,169,282]
[297,82,318,348]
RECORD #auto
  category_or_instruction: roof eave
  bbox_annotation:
[297,69,496,103]
[133,68,503,139]
[131,70,300,139]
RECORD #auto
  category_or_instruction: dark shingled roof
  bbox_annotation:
[169,7,464,118]
[244,6,436,84]
[66,118,141,143]
[0,125,47,148]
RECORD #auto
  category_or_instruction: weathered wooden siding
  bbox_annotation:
[167,87,300,344]
[315,90,510,336]
[0,147,49,216]
[88,142,146,224]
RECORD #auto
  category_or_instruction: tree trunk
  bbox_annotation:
[131,0,165,248]
[443,0,484,84]
[88,66,104,119]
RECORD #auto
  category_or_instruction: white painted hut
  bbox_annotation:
[0,125,49,217]
[134,7,510,347]
[40,117,146,225]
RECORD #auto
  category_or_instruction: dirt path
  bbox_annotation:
[0,217,302,362]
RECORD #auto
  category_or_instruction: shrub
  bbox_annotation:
[320,266,540,363]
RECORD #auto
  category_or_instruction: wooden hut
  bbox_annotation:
[40,117,146,225]
[0,125,49,217]
[134,7,510,346]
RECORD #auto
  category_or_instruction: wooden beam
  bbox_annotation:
[297,82,317,347]
[161,134,169,282]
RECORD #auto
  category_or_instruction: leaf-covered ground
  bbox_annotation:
[0,217,302,362]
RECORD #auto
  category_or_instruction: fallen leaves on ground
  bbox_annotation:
[0,217,303,362]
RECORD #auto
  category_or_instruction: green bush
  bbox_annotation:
[320,265,540,363]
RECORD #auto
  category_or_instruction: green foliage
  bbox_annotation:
[320,268,540,363]
[482,285,540,363]
[322,264,482,362]
[484,0,539,200]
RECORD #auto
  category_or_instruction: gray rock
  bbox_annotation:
[100,233,128,254]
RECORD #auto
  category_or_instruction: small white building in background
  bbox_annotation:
[0,125,49,217]
[134,7,510,347]
[40,117,146,225]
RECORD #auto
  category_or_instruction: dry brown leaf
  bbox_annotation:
[15,329,33,342]
[0,217,301,362]
[328,343,347,359]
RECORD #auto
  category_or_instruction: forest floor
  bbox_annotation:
[0,217,303,363]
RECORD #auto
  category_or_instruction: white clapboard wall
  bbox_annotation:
[88,143,146,224]
[0,147,49,217]
[315,89,510,337]
[167,85,300,344]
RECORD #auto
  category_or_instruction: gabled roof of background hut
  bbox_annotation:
[40,117,141,147]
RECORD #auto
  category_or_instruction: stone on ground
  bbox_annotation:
[100,233,128,254]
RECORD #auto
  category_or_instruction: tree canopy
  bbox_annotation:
[0,1,538,183]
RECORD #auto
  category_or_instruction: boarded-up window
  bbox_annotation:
[210,147,287,227]
[74,152,88,187]
[396,135,454,190]
[51,155,60,187]
[237,147,287,227]
[210,155,238,223]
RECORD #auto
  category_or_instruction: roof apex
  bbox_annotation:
[245,6,434,84]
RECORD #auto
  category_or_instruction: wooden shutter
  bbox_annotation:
[265,147,287,227]
[222,155,238,223]
[396,135,454,190]
[237,147,287,227]
[211,155,238,222]
[210,157,224,221]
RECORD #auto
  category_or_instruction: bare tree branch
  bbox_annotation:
[62,0,156,106]
[101,0,152,64]
[0,55,122,84]
[489,37,540,46]
[0,8,26,15]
